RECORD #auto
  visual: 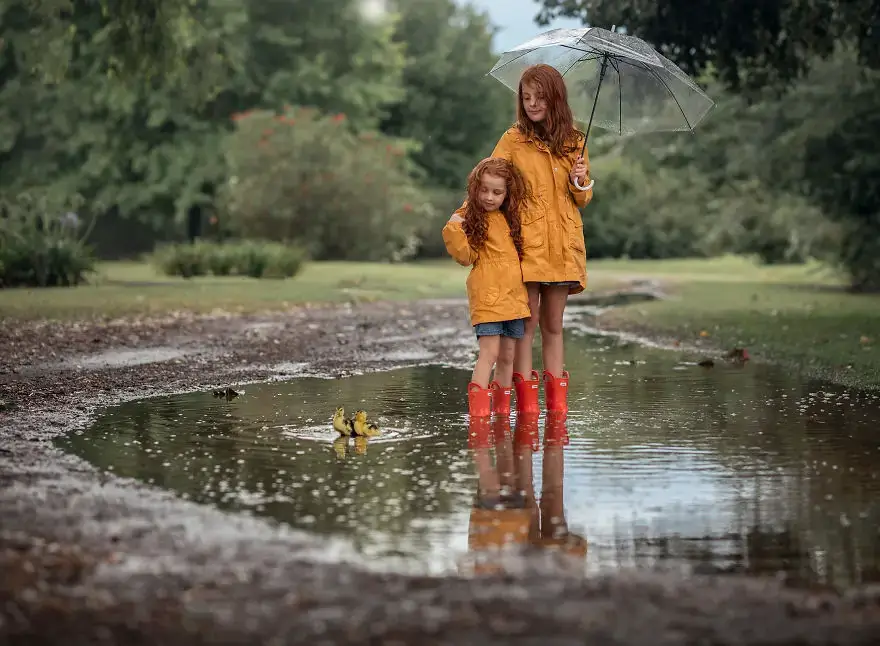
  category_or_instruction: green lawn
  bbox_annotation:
[0,259,621,321]
[595,256,879,389]
[2,256,877,389]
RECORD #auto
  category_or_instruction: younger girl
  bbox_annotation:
[443,157,530,418]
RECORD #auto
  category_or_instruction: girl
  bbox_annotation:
[491,63,594,415]
[443,157,530,418]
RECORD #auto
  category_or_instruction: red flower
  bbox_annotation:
[332,113,346,123]
[403,203,414,212]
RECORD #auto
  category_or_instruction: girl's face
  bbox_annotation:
[477,172,507,212]
[521,81,548,123]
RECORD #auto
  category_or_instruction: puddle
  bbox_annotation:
[57,333,880,586]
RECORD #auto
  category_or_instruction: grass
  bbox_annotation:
[2,255,877,388]
[0,259,616,321]
[595,256,880,389]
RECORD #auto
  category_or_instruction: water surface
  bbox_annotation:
[59,333,880,586]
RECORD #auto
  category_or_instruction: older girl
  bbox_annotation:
[443,157,530,418]
[491,63,594,415]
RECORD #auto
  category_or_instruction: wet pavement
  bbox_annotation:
[59,331,880,589]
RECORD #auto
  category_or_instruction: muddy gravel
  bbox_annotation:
[2,299,879,645]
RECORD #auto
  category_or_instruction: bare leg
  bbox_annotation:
[513,283,541,375]
[471,335,500,388]
[539,285,569,377]
[540,444,566,540]
[472,448,500,500]
[493,336,517,387]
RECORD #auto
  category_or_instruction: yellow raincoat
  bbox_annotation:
[491,126,593,294]
[442,207,530,326]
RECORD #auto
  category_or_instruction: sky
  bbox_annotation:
[457,0,584,53]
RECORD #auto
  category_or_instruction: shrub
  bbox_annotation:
[0,196,95,288]
[151,240,306,279]
[152,241,208,278]
[221,107,428,261]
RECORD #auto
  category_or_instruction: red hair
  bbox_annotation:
[516,64,584,157]
[462,158,526,257]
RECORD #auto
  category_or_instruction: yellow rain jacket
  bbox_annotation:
[491,126,593,294]
[442,207,531,326]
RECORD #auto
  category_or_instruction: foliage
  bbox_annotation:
[222,107,428,262]
[0,194,95,288]
[240,0,406,131]
[382,0,514,189]
[151,240,306,279]
[535,1,880,87]
[0,0,405,238]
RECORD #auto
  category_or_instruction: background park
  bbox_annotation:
[2,2,880,644]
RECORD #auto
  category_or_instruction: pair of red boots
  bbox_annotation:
[467,370,569,417]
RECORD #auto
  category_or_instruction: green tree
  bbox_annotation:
[534,1,880,88]
[382,0,512,188]
[239,0,405,130]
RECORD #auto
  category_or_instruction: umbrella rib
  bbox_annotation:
[609,57,623,135]
[488,48,540,75]
[631,59,693,130]
[557,54,585,80]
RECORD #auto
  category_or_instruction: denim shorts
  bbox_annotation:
[473,318,526,339]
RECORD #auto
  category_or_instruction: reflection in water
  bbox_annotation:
[57,334,880,587]
[463,413,587,575]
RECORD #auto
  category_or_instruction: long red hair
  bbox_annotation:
[516,64,584,157]
[461,158,526,258]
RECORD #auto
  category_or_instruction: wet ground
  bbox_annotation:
[59,332,880,588]
[3,298,880,644]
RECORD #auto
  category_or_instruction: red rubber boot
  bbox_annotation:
[544,411,570,447]
[489,381,512,416]
[512,370,540,414]
[513,412,540,452]
[467,382,491,417]
[467,415,493,450]
[543,370,570,415]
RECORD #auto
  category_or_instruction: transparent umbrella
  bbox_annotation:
[489,27,715,155]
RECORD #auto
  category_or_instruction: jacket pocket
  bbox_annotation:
[521,209,546,250]
[569,223,586,253]
[467,270,501,307]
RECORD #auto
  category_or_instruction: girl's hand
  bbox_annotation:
[570,156,587,183]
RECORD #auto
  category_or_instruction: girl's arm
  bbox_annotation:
[568,145,594,208]
[442,208,478,267]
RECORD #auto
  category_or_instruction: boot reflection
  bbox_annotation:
[464,416,530,575]
[535,414,587,562]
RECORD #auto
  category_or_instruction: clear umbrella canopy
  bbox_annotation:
[489,27,715,138]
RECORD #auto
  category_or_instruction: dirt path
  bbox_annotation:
[2,299,879,645]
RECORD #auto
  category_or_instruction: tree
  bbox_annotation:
[534,1,880,88]
[381,0,513,189]
[240,0,405,130]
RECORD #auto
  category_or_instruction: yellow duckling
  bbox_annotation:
[353,410,381,437]
[332,407,355,436]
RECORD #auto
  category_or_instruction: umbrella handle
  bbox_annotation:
[582,52,609,156]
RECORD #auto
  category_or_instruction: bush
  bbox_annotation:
[585,156,711,259]
[151,240,306,279]
[0,196,95,288]
[221,107,430,262]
